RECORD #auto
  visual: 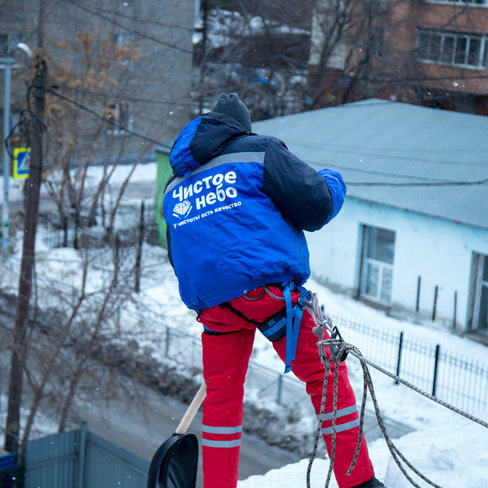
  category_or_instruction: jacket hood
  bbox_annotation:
[169,112,250,176]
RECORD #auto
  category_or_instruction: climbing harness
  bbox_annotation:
[244,282,311,374]
[304,292,488,488]
[213,283,309,373]
[283,283,310,373]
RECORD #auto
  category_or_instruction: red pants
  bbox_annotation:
[199,286,375,488]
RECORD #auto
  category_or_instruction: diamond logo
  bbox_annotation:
[173,200,192,219]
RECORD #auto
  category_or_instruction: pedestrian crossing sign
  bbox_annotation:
[13,147,31,179]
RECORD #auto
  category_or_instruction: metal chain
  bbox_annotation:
[304,293,488,488]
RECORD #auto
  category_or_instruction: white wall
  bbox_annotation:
[306,197,488,331]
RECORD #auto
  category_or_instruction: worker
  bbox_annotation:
[162,93,384,488]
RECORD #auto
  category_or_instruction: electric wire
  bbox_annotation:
[54,84,195,107]
[76,0,194,32]
[64,0,194,54]
[305,158,488,187]
[346,178,488,187]
[64,0,488,86]
[286,136,488,161]
[39,91,488,188]
[10,86,487,188]
[47,88,172,150]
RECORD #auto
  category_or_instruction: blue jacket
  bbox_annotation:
[163,112,346,312]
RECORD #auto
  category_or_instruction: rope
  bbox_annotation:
[303,292,488,488]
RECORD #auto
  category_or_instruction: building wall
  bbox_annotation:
[306,197,488,331]
[309,0,488,111]
[0,0,194,156]
[405,1,488,95]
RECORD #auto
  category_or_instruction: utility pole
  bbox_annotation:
[4,57,47,455]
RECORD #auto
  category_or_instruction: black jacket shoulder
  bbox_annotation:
[259,137,333,232]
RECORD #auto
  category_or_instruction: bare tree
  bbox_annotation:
[40,29,148,244]
[193,0,314,119]
[2,0,193,455]
[308,0,488,111]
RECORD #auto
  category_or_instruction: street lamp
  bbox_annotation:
[1,56,14,256]
[1,44,32,256]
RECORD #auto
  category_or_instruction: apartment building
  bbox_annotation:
[0,0,194,162]
[309,0,488,115]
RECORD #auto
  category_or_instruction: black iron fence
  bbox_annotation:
[3,206,488,418]
[331,311,488,415]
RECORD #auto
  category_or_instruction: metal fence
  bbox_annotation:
[329,312,488,415]
[2,241,488,418]
[124,297,488,416]
[3,210,488,418]
[129,307,311,409]
[23,423,148,488]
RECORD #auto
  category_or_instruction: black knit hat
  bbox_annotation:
[211,93,252,132]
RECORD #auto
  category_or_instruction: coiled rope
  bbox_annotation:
[303,292,488,488]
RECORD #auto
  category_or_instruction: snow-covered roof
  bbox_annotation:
[194,9,310,47]
[252,99,488,230]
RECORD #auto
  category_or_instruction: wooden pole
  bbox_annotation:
[4,57,47,455]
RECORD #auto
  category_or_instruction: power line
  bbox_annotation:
[55,84,195,107]
[346,178,488,187]
[65,0,194,54]
[48,88,172,150]
[36,91,488,188]
[49,91,487,188]
[57,0,488,92]
[78,0,194,32]
[304,157,488,186]
[65,0,488,84]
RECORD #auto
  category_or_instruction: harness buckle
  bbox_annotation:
[329,325,348,362]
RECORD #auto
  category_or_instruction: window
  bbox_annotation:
[0,33,26,56]
[417,29,488,69]
[372,27,384,58]
[112,32,136,66]
[103,102,133,136]
[360,226,396,305]
[112,32,135,48]
[471,254,488,334]
[425,0,488,4]
[441,35,454,63]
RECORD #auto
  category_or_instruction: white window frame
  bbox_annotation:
[360,226,396,306]
[0,33,26,56]
[417,29,488,69]
[425,0,488,5]
[472,254,488,335]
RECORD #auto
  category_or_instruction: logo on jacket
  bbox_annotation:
[169,170,243,229]
[173,200,192,219]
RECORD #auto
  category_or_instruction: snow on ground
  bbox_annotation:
[2,163,488,486]
[239,410,488,488]
[140,273,488,487]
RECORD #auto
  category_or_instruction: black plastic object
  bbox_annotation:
[147,432,199,488]
[147,384,206,488]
